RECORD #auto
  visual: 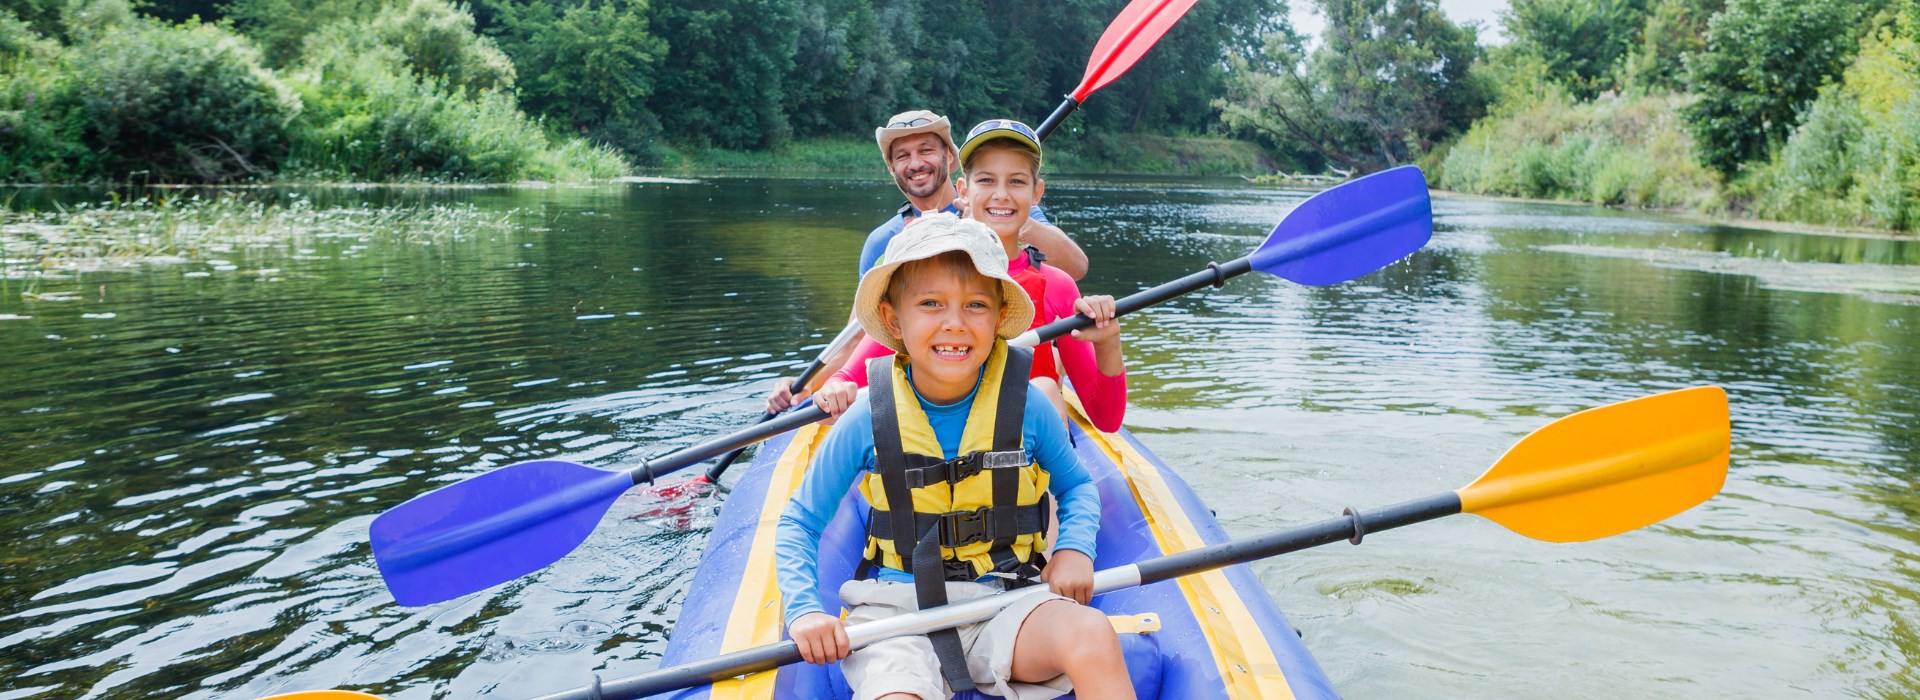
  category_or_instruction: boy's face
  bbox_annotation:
[958,147,1044,242]
[888,133,951,199]
[879,264,1003,402]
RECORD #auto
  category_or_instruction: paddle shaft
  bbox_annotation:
[700,321,863,482]
[530,492,1461,700]
[1034,97,1081,142]
[1012,256,1252,347]
[630,255,1255,488]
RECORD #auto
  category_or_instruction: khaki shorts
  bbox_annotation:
[838,578,1074,700]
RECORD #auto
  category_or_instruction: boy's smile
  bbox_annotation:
[880,265,1004,403]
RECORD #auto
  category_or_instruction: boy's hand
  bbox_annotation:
[1040,549,1096,604]
[1070,295,1120,347]
[813,379,859,419]
[789,612,850,665]
[765,377,798,414]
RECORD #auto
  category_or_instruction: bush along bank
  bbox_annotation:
[1427,1,1920,233]
[0,0,629,184]
[1434,90,1721,211]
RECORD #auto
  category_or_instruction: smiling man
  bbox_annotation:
[861,110,1087,281]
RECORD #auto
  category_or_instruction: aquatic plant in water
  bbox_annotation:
[0,192,517,280]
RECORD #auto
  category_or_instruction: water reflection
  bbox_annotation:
[1,179,1917,698]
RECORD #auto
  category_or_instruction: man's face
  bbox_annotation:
[887,133,951,199]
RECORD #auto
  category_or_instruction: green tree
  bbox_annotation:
[1217,0,1488,174]
[365,0,517,92]
[477,0,666,152]
[647,0,800,149]
[1616,0,1722,93]
[225,0,380,66]
[1682,0,1865,175]
[781,0,906,137]
[1502,0,1650,97]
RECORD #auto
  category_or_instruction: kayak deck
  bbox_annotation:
[652,395,1337,699]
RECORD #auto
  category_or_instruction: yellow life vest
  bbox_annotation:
[858,340,1051,582]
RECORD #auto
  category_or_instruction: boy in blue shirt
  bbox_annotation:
[775,213,1133,699]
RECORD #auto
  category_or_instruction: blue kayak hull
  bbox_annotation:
[651,397,1338,699]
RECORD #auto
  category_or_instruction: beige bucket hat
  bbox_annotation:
[853,213,1035,354]
[874,110,962,170]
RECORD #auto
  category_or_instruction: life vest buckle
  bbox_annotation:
[939,506,993,547]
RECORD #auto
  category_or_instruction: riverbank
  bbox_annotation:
[644,134,1279,177]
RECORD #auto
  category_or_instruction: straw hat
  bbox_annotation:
[874,110,962,169]
[853,213,1035,354]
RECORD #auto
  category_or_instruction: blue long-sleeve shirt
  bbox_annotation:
[775,370,1099,627]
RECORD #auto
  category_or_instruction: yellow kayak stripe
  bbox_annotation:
[709,423,828,700]
[1064,394,1295,700]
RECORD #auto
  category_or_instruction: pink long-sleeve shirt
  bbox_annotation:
[831,250,1128,432]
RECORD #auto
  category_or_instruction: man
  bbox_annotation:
[861,110,1087,280]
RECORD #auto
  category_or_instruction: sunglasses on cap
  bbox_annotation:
[965,119,1039,142]
[888,116,938,129]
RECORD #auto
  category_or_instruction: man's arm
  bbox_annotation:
[1020,221,1088,280]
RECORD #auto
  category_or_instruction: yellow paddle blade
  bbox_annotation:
[257,692,384,700]
[1457,386,1730,543]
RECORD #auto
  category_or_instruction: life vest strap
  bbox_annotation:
[865,502,1049,549]
[897,450,1029,489]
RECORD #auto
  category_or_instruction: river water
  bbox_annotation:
[2,177,1916,699]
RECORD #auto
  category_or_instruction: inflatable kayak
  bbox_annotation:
[649,393,1338,700]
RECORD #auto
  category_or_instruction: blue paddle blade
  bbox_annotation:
[370,460,633,606]
[1249,165,1433,285]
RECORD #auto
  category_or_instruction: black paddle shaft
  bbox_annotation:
[1026,256,1253,341]
[629,256,1255,488]
[1034,96,1082,142]
[699,357,832,482]
[527,491,1463,700]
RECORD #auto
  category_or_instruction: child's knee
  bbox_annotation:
[1055,604,1123,660]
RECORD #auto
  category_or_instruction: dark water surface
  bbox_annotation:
[3,178,1917,698]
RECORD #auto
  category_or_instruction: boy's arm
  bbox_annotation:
[775,400,877,626]
[1026,388,1100,560]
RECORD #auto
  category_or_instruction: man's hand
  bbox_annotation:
[1040,549,1096,604]
[765,377,798,414]
[789,612,850,665]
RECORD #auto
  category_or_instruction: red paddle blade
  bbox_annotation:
[1075,0,1205,101]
